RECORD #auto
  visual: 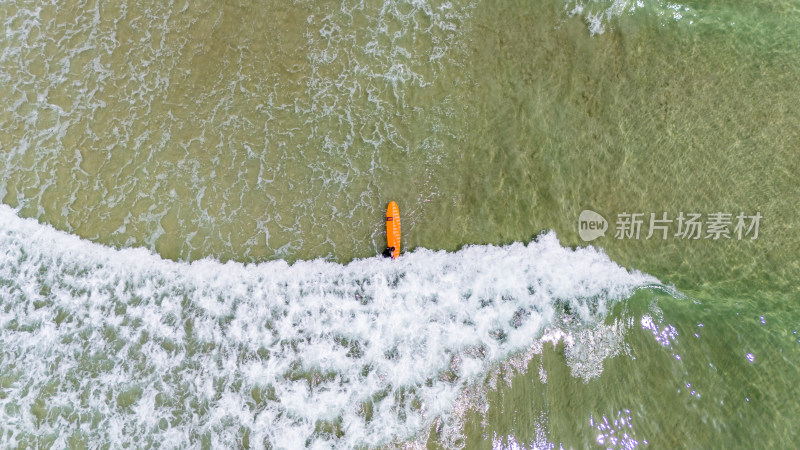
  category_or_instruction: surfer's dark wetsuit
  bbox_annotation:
[382,247,395,258]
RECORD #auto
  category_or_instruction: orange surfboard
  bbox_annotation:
[385,201,401,259]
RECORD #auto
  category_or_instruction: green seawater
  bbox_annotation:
[448,0,800,446]
[1,0,799,447]
[451,0,800,445]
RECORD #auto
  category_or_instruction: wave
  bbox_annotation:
[0,205,658,448]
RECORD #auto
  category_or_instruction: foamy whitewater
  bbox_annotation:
[0,205,659,447]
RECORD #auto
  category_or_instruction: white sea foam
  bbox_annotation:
[563,0,696,35]
[0,205,658,448]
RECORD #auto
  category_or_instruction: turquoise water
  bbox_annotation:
[1,0,799,447]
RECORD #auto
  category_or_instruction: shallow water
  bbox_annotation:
[1,0,799,447]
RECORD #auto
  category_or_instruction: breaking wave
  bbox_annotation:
[0,205,659,447]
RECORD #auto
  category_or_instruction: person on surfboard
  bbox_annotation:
[383,201,401,259]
